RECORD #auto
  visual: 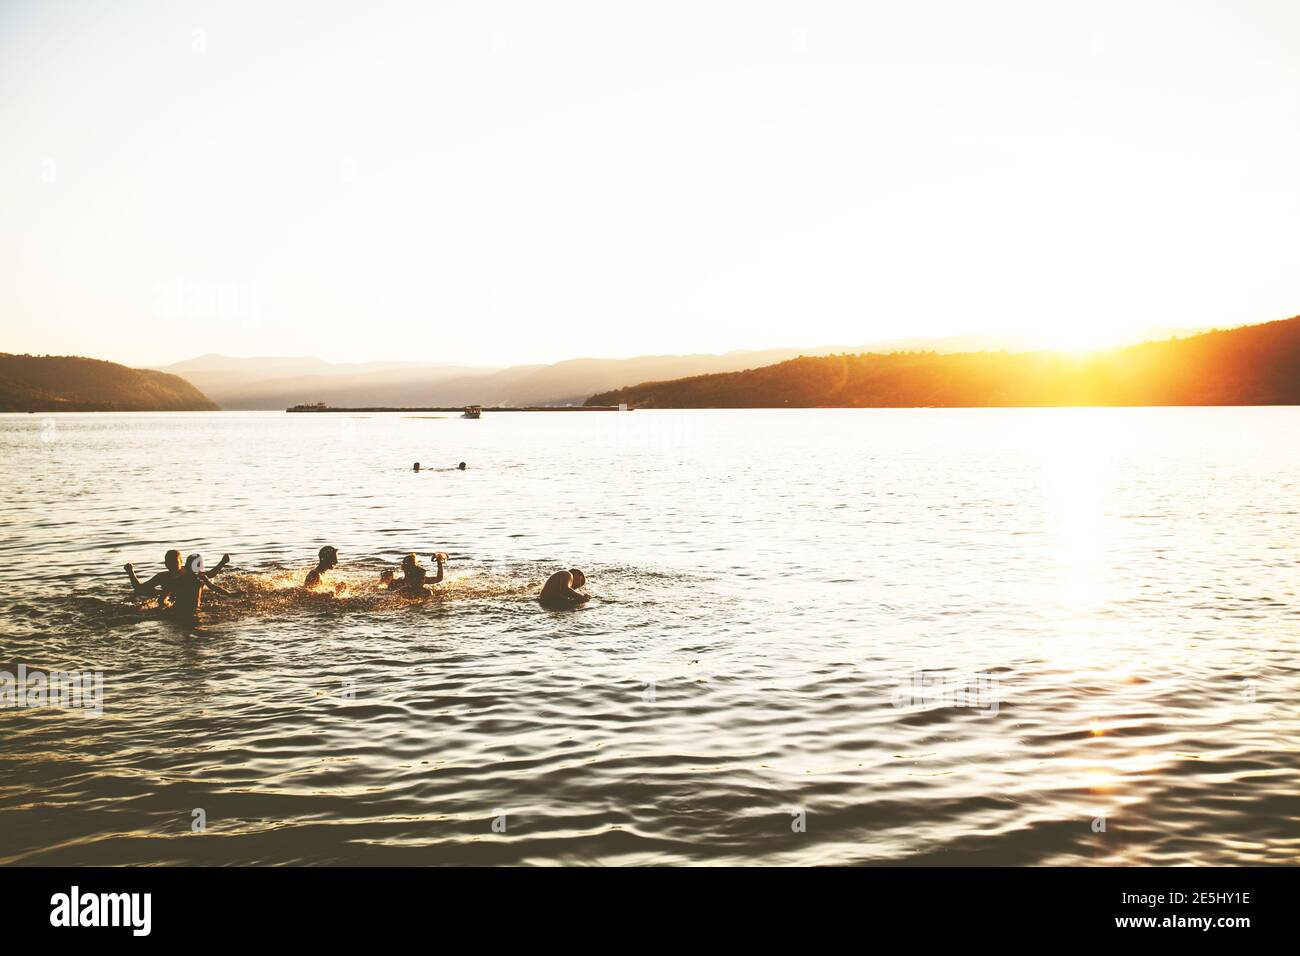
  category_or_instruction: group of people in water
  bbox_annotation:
[123,546,591,623]
[123,459,592,622]
[302,545,450,595]
[124,550,233,623]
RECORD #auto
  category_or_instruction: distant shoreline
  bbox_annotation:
[285,404,627,413]
[587,317,1300,409]
[11,402,1300,415]
[581,402,1300,409]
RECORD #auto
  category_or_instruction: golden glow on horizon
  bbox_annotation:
[1,2,1298,367]
[1030,328,1131,356]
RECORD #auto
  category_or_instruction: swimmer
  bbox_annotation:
[165,554,234,623]
[382,552,447,595]
[125,549,229,607]
[305,545,339,589]
[413,462,420,472]
[458,461,466,470]
[539,568,590,610]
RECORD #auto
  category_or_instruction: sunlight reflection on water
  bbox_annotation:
[0,408,1298,864]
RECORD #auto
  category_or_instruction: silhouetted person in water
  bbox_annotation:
[305,546,339,589]
[381,552,447,595]
[125,549,228,607]
[413,462,420,472]
[166,554,234,623]
[539,569,590,609]
[458,462,467,470]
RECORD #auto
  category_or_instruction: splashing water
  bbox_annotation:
[2,409,1299,865]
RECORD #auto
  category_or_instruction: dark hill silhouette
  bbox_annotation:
[0,354,218,412]
[150,337,1071,409]
[153,328,1211,409]
[586,317,1300,408]
[152,349,839,408]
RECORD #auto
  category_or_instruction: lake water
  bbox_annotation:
[1,408,1297,865]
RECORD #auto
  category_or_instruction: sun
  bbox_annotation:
[1032,326,1130,355]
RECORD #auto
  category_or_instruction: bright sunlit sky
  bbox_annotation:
[2,0,1298,368]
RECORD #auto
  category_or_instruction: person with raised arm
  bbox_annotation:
[165,554,235,623]
[381,552,448,595]
[125,549,229,607]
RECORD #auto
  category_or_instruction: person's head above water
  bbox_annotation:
[318,545,338,569]
[413,462,420,472]
[401,553,419,572]
[458,462,466,470]
[538,567,592,607]
[164,549,182,572]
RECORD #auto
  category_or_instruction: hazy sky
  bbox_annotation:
[2,0,1298,367]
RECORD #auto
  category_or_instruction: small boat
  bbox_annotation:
[462,405,482,419]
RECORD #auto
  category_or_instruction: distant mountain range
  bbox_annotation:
[156,354,489,410]
[0,354,217,412]
[153,348,865,409]
[587,318,1300,408]
[2,324,1240,413]
[154,332,1194,410]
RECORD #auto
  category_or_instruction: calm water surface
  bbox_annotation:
[1,408,1297,865]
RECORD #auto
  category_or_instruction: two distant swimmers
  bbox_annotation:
[413,462,468,472]
[539,569,590,610]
